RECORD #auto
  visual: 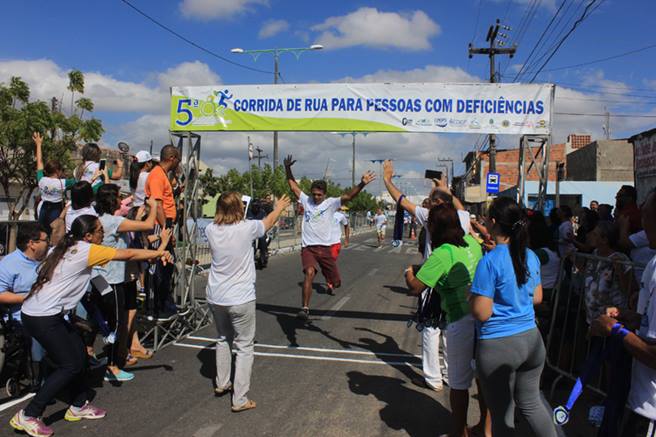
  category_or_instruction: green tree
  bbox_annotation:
[0,73,103,221]
[67,69,84,115]
[76,97,94,119]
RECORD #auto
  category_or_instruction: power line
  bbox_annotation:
[528,0,604,82]
[511,0,567,81]
[521,43,656,75]
[119,0,273,75]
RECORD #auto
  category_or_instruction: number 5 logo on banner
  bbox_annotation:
[176,99,193,126]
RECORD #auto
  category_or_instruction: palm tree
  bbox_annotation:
[67,70,84,115]
[9,76,29,108]
[76,97,94,119]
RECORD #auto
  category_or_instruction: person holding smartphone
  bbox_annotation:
[74,143,123,192]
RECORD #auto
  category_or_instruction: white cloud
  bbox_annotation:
[179,0,267,20]
[338,65,480,83]
[312,8,440,51]
[0,59,221,114]
[489,0,557,10]
[157,61,222,89]
[258,19,289,39]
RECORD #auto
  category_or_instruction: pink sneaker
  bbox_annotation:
[9,410,53,437]
[64,401,107,422]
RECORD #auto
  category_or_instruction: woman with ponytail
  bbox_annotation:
[10,215,172,437]
[470,197,556,437]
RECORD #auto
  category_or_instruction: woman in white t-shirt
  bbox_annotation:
[129,151,155,207]
[10,214,172,437]
[33,132,76,234]
[206,192,290,412]
[74,143,123,191]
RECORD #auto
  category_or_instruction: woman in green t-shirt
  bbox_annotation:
[405,203,483,437]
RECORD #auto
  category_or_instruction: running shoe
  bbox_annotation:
[64,401,107,422]
[297,307,309,321]
[326,285,335,296]
[104,369,135,382]
[9,410,53,437]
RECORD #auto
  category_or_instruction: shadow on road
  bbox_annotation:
[296,281,328,295]
[347,371,450,437]
[383,285,409,295]
[256,303,410,322]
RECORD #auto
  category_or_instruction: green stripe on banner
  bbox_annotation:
[170,100,407,132]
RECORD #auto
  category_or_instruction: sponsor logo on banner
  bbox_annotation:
[469,120,481,129]
[416,118,431,127]
[502,120,510,128]
[449,118,467,126]
[434,118,448,127]
[402,118,413,126]
[537,119,547,128]
[513,121,533,128]
[488,119,495,125]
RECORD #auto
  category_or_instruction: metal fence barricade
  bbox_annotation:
[543,251,644,400]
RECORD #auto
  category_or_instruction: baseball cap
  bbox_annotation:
[135,151,153,163]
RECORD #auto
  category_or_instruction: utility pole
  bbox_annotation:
[603,107,611,139]
[254,146,268,169]
[438,158,454,186]
[469,19,516,174]
[555,161,564,208]
[273,52,279,171]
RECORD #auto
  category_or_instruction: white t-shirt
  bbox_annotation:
[133,172,149,207]
[98,214,127,284]
[21,242,116,317]
[39,176,67,203]
[415,206,471,260]
[558,221,575,258]
[65,205,98,231]
[330,212,349,245]
[79,161,102,187]
[630,231,656,284]
[375,214,387,229]
[299,192,341,247]
[628,255,656,420]
[205,220,265,306]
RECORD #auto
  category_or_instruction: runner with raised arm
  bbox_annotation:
[284,155,375,321]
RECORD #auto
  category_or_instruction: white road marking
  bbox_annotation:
[405,247,417,254]
[185,336,420,358]
[0,393,35,412]
[320,296,351,320]
[174,342,420,366]
[367,267,379,277]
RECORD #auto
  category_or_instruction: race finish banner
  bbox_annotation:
[170,82,554,135]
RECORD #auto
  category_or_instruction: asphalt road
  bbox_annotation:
[0,231,593,437]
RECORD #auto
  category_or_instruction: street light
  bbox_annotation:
[335,132,367,187]
[231,44,324,170]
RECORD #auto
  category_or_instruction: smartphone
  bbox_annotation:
[99,159,106,171]
[424,169,442,180]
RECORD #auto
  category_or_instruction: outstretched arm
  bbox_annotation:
[262,195,291,232]
[341,171,375,203]
[33,132,44,172]
[382,160,417,216]
[284,155,302,198]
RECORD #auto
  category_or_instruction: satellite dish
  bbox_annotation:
[117,142,130,154]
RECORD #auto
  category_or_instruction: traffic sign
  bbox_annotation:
[486,172,500,194]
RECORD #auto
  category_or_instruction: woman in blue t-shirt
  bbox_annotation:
[470,197,556,437]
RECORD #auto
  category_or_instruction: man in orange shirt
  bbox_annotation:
[145,144,181,319]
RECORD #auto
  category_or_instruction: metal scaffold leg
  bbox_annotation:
[140,131,212,351]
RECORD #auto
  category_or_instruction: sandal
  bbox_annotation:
[231,399,256,413]
[130,349,154,360]
[214,383,232,396]
[125,354,139,367]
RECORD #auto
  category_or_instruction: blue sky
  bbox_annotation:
[1,0,654,194]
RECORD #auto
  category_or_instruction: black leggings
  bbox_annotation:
[21,313,88,418]
[101,284,129,369]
